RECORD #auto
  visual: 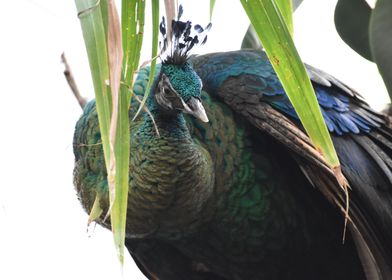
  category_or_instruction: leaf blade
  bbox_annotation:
[240,0,340,168]
[75,0,111,168]
[369,0,392,101]
[133,0,160,120]
[106,0,127,264]
[275,0,293,36]
[334,0,373,61]
[210,0,216,20]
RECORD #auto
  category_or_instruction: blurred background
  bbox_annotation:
[0,0,388,279]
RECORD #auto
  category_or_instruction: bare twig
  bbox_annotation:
[61,52,87,109]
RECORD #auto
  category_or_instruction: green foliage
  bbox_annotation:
[275,0,294,35]
[210,0,216,19]
[75,0,111,169]
[75,0,148,264]
[240,0,340,168]
[241,0,303,50]
[133,0,160,120]
[335,0,392,102]
[334,0,372,61]
[370,0,392,101]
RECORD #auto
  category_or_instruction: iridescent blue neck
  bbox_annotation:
[139,76,190,140]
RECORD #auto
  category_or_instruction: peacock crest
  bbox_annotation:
[159,5,212,65]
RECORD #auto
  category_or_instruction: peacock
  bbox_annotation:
[73,13,392,280]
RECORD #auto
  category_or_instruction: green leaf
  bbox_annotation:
[240,0,340,168]
[241,0,302,50]
[122,0,146,85]
[147,0,160,94]
[108,0,147,265]
[210,0,216,20]
[106,0,128,265]
[76,0,148,265]
[75,0,111,170]
[111,84,130,266]
[88,192,104,225]
[334,0,373,61]
[133,0,160,120]
[369,0,392,102]
[100,0,109,38]
[275,0,293,36]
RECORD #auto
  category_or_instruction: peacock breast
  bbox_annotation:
[125,124,215,239]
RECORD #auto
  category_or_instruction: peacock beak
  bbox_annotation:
[184,97,209,123]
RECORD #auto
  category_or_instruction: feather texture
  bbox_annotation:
[73,50,392,279]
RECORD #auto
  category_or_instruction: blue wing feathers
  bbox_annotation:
[135,51,383,136]
[191,50,383,136]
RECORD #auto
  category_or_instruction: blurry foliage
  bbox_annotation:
[335,0,392,104]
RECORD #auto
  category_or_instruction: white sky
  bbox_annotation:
[0,1,389,280]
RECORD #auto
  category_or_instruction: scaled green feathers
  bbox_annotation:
[73,52,370,279]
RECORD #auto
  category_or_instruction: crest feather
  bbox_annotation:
[160,5,211,65]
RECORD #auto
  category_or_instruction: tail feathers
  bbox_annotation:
[332,131,392,280]
[350,226,389,280]
[352,135,392,187]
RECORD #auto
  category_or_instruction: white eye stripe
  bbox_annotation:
[198,76,203,90]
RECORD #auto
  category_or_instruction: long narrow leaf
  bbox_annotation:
[240,0,350,231]
[75,0,111,169]
[241,0,302,50]
[239,0,340,169]
[122,0,146,86]
[133,0,160,119]
[100,0,109,39]
[121,0,146,120]
[106,0,128,264]
[132,1,146,72]
[275,0,293,36]
[107,0,147,264]
[121,0,135,79]
[210,0,216,20]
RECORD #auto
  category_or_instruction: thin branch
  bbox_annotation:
[120,81,160,136]
[61,52,87,109]
[133,94,160,137]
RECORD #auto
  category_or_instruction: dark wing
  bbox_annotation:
[125,238,226,280]
[191,49,392,279]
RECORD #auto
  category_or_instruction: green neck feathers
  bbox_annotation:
[126,73,214,239]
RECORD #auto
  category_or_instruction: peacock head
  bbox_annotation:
[153,5,211,123]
